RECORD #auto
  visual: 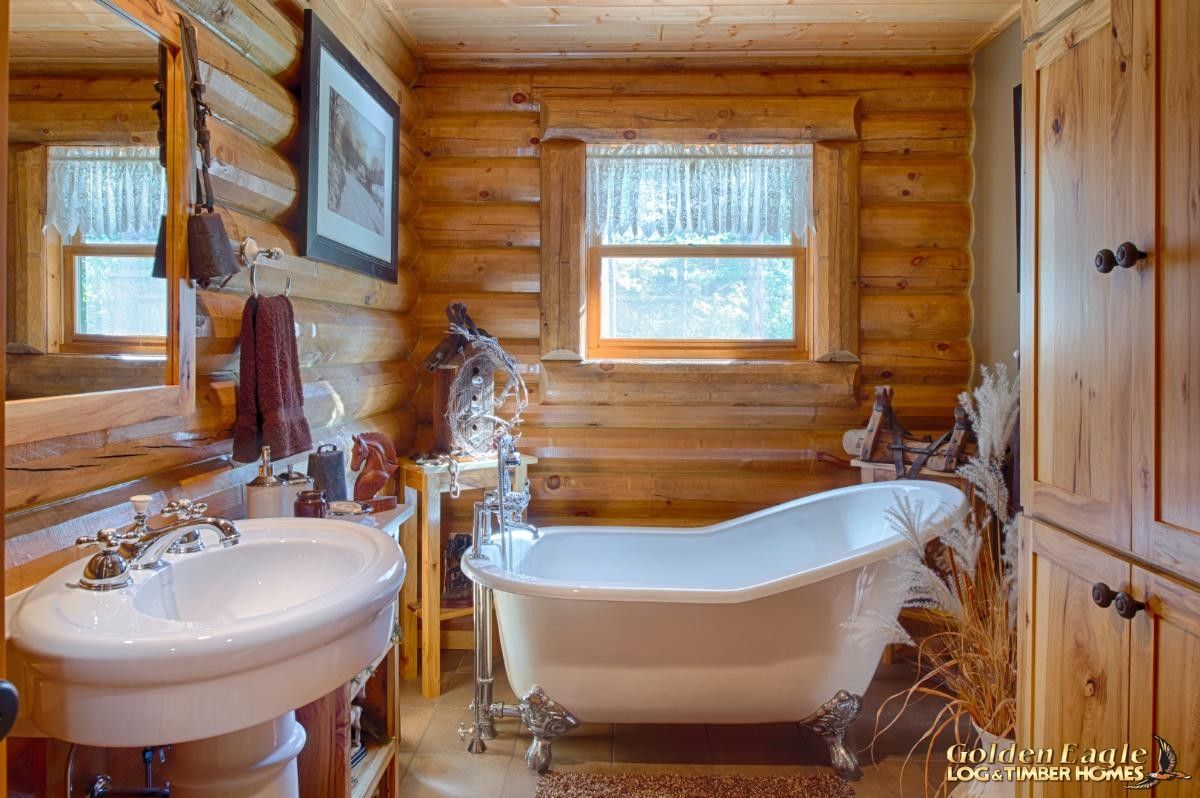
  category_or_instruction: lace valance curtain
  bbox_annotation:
[586,143,812,246]
[46,146,167,243]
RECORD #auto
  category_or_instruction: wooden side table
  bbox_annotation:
[400,454,536,698]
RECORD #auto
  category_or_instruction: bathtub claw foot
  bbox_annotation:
[519,685,579,774]
[803,690,864,781]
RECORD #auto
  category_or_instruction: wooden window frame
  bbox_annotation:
[60,242,167,355]
[537,96,861,364]
[5,8,197,448]
[585,240,809,361]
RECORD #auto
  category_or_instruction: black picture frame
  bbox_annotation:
[300,10,400,283]
[1013,83,1022,294]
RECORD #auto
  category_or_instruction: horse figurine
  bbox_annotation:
[350,432,399,503]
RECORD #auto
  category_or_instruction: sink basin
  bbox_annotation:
[7,517,406,749]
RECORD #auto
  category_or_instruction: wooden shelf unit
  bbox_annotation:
[351,739,397,798]
[400,454,536,698]
[296,629,401,798]
[295,502,415,798]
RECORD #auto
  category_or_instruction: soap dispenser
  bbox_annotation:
[245,446,289,518]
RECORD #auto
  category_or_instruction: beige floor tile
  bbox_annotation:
[707,723,809,766]
[400,751,510,798]
[420,704,519,756]
[399,706,435,752]
[491,670,519,703]
[397,676,443,709]
[613,723,712,764]
[612,762,717,776]
[437,669,481,708]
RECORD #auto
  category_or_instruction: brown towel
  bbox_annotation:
[233,294,313,462]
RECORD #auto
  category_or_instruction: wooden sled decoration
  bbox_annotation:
[842,386,974,479]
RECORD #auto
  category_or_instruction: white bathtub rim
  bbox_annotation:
[463,480,968,605]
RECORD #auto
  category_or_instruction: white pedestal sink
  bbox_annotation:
[7,517,406,797]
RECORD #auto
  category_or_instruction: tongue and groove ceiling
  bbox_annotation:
[390,1,1022,62]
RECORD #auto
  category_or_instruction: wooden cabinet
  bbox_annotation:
[1129,568,1200,788]
[1020,0,1200,786]
[1018,519,1131,798]
[1131,0,1200,585]
[1019,0,1151,550]
[1020,519,1200,796]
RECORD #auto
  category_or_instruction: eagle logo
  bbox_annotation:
[1127,736,1192,790]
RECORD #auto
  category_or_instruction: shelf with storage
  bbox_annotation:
[295,501,415,798]
[400,454,536,698]
[296,630,401,798]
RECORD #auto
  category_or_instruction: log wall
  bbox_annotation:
[411,63,975,528]
[4,0,423,590]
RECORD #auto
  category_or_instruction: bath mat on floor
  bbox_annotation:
[535,772,854,798]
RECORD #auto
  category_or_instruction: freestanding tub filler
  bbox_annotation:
[460,447,967,781]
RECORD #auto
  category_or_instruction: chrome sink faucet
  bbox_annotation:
[74,496,240,591]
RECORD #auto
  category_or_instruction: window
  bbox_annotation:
[46,146,168,352]
[64,244,164,341]
[585,143,812,359]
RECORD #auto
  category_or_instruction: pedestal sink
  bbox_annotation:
[7,517,406,797]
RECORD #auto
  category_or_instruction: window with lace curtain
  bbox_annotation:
[585,143,812,359]
[47,145,168,352]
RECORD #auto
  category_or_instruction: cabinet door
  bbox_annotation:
[1132,0,1200,584]
[1018,518,1131,798]
[1021,0,1092,38]
[1019,0,1153,548]
[1129,568,1200,790]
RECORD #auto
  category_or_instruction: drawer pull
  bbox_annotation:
[1091,582,1117,608]
[1094,243,1146,273]
[1115,242,1148,268]
[1095,249,1119,274]
[1114,592,1146,620]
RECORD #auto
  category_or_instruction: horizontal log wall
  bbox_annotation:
[412,64,974,528]
[4,0,423,588]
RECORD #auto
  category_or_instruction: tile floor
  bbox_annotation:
[396,651,951,797]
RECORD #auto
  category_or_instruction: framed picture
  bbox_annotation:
[300,10,399,282]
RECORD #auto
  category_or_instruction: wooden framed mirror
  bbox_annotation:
[4,0,195,446]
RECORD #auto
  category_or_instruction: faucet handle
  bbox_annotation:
[162,498,209,521]
[130,494,153,516]
[76,528,120,549]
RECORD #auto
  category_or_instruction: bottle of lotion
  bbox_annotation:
[245,446,290,518]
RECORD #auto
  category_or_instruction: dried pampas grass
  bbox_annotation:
[847,364,1020,797]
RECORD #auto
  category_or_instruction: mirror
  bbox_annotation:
[6,0,170,399]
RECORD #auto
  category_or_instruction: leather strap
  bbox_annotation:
[180,20,216,215]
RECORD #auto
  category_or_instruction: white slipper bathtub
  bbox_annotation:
[462,479,968,778]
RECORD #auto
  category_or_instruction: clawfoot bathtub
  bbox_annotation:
[462,480,967,779]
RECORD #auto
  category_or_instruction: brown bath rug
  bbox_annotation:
[535,772,854,798]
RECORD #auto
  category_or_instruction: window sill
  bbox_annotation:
[540,359,860,408]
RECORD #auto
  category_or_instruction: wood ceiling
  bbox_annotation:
[391,0,1022,64]
[9,0,159,75]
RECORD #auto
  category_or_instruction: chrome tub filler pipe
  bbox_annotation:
[458,432,579,773]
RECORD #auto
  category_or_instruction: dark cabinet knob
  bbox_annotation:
[1114,592,1146,620]
[1115,242,1147,268]
[1092,582,1116,608]
[0,680,17,742]
[1095,249,1118,274]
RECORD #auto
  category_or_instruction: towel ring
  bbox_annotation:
[238,237,290,297]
